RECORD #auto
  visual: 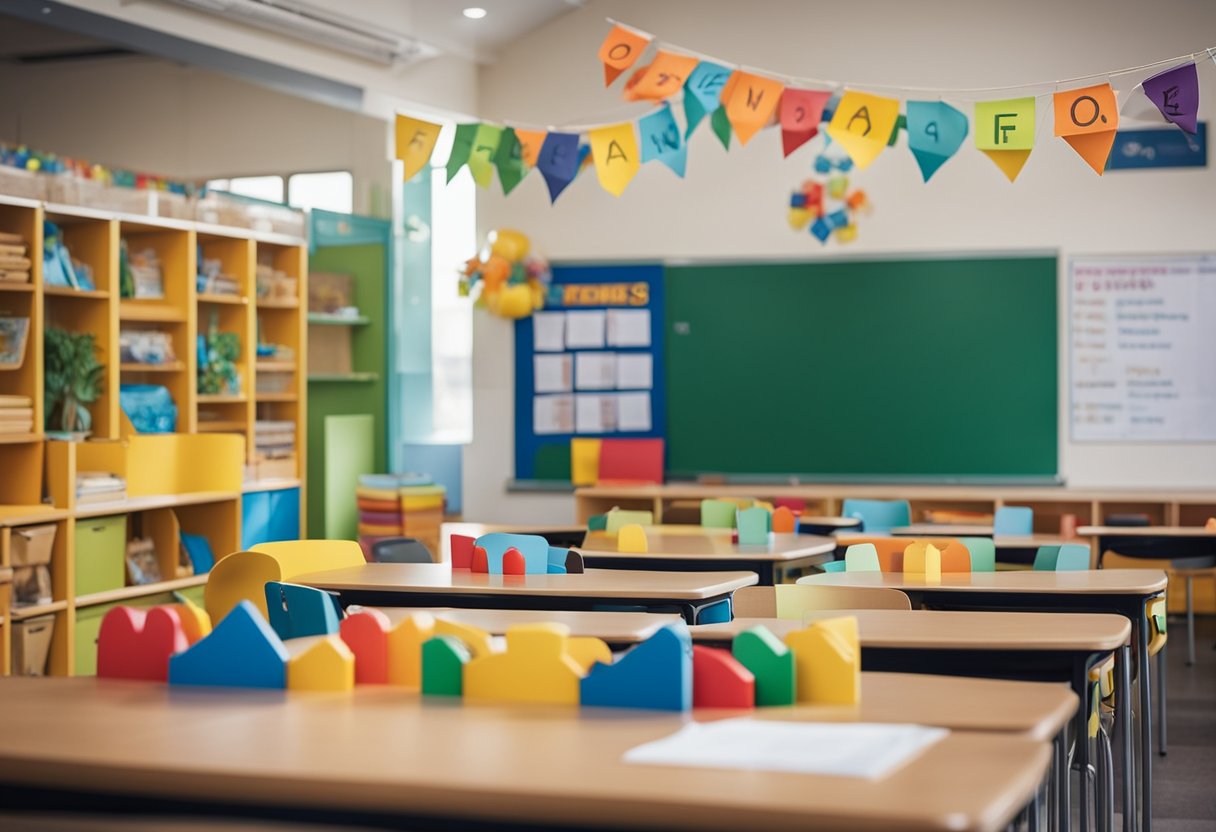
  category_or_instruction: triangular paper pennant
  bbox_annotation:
[628,50,699,102]
[906,101,968,182]
[779,88,830,157]
[980,149,1032,182]
[598,24,651,87]
[974,97,1035,182]
[639,105,687,177]
[684,61,732,137]
[446,123,478,184]
[1141,62,1198,134]
[395,115,442,181]
[589,123,641,196]
[466,124,502,188]
[536,132,581,202]
[825,90,900,169]
[515,130,547,167]
[710,105,733,149]
[1053,84,1118,175]
[492,128,529,195]
[722,70,784,145]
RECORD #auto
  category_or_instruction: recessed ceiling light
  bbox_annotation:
[463,7,487,19]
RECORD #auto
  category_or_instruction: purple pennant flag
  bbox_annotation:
[536,132,581,203]
[1141,62,1199,134]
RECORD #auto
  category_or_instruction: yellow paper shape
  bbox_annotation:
[826,90,900,169]
[571,438,602,486]
[387,611,435,687]
[784,616,860,705]
[975,97,1035,150]
[515,129,547,167]
[723,71,784,145]
[589,123,641,197]
[902,541,942,581]
[618,523,648,553]
[395,115,442,181]
[464,623,584,705]
[629,51,699,101]
[1053,84,1118,175]
[980,149,1033,182]
[287,635,356,692]
[565,636,612,672]
[435,618,495,659]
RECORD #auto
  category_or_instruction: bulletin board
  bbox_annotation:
[514,263,665,481]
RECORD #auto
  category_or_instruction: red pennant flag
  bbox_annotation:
[598,24,651,87]
[779,88,831,157]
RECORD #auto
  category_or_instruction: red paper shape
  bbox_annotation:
[339,607,392,685]
[471,546,489,573]
[502,547,526,575]
[598,438,664,484]
[780,88,830,157]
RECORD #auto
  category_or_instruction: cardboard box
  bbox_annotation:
[13,615,55,676]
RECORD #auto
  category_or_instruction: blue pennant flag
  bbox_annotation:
[639,105,688,177]
[906,100,969,182]
[536,132,581,202]
[683,61,732,137]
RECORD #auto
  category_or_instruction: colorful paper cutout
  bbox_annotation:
[638,105,687,177]
[590,122,641,196]
[691,645,755,709]
[780,88,831,156]
[903,540,942,581]
[825,90,900,169]
[395,115,442,182]
[445,123,478,184]
[737,507,770,546]
[466,123,503,188]
[98,606,188,681]
[906,100,968,182]
[617,523,648,553]
[733,625,796,706]
[683,60,732,137]
[710,105,733,149]
[421,635,469,697]
[580,623,692,711]
[515,129,547,167]
[287,635,355,692]
[723,70,784,146]
[168,600,289,690]
[975,97,1035,181]
[536,132,581,202]
[492,127,528,195]
[598,23,651,86]
[1141,63,1199,134]
[1054,83,1119,175]
[628,50,699,101]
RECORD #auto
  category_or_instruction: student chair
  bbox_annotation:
[821,560,846,573]
[838,537,910,572]
[1033,543,1091,571]
[733,584,913,618]
[960,537,997,572]
[843,543,880,572]
[993,506,1034,536]
[371,537,433,564]
[206,540,365,622]
[840,499,911,534]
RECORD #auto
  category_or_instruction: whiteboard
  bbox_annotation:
[1070,255,1216,442]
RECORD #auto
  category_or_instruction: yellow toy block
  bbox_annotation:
[565,636,612,672]
[784,616,861,705]
[205,540,365,622]
[435,618,495,659]
[387,611,435,688]
[286,635,356,693]
[903,541,942,581]
[605,509,653,533]
[167,599,212,644]
[618,524,648,553]
[464,623,584,705]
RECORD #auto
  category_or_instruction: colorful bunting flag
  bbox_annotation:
[446,123,478,184]
[628,50,699,101]
[710,105,733,149]
[639,105,687,177]
[974,97,1035,182]
[906,101,968,182]
[779,88,830,157]
[722,70,784,145]
[589,122,641,196]
[492,128,528,195]
[466,123,503,188]
[515,130,547,167]
[395,115,442,181]
[1053,83,1118,175]
[536,132,580,203]
[683,60,732,137]
[1141,63,1199,134]
[825,90,901,169]
[598,24,651,86]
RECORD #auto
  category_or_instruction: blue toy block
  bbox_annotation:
[580,623,692,711]
[264,582,341,640]
[474,533,550,575]
[547,546,570,574]
[168,600,288,689]
[421,635,470,697]
[826,208,850,230]
[790,192,807,208]
[737,507,770,546]
[810,217,832,242]
[814,155,832,173]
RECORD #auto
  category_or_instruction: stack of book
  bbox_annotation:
[0,394,33,434]
[254,420,296,479]
[0,231,31,284]
[76,471,126,505]
[355,473,445,559]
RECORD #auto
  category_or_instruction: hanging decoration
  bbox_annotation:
[598,23,651,86]
[787,140,872,244]
[395,115,442,181]
[459,229,551,319]
[683,61,732,137]
[779,88,831,157]
[638,104,687,177]
[1141,62,1199,134]
[1053,84,1120,175]
[825,90,901,169]
[905,101,969,182]
[589,122,641,196]
[974,97,1036,182]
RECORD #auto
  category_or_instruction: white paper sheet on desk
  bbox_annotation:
[623,719,948,780]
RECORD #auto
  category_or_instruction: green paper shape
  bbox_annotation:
[737,506,770,545]
[733,626,796,707]
[684,60,732,138]
[493,127,529,195]
[701,499,737,529]
[587,514,608,531]
[710,105,732,149]
[446,123,478,183]
[467,123,503,188]
[421,635,469,697]
[886,114,907,146]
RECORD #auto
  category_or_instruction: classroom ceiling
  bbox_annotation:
[0,17,125,63]
[376,0,587,63]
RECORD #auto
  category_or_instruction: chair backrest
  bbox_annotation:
[840,499,911,533]
[371,537,433,564]
[937,539,972,573]
[731,585,777,617]
[821,560,846,573]
[700,499,739,528]
[206,540,365,622]
[777,584,912,617]
[1033,545,1060,571]
[1034,543,1091,571]
[844,543,880,572]
[960,537,996,572]
[994,506,1034,536]
[839,537,909,572]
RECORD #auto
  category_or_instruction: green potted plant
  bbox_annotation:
[44,327,104,436]
[198,314,241,396]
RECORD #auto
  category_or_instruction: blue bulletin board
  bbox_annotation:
[514,263,665,481]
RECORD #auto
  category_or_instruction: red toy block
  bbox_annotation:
[692,645,755,709]
[450,534,475,569]
[471,545,488,573]
[98,606,190,682]
[597,438,664,485]
[339,607,392,684]
[502,547,526,575]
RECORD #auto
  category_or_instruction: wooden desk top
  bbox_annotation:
[1079,525,1216,538]
[298,563,758,601]
[892,523,995,536]
[0,677,1050,832]
[361,606,681,643]
[800,516,863,528]
[579,530,836,562]
[799,568,1167,596]
[692,610,1130,654]
[837,533,1070,550]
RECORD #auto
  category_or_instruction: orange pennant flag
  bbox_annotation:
[514,129,548,167]
[722,71,784,145]
[598,24,651,87]
[627,50,699,102]
[1053,83,1119,175]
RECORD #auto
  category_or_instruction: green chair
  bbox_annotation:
[844,543,881,573]
[960,537,996,572]
[1033,543,1090,571]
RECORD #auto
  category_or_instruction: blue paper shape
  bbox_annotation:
[580,623,692,711]
[168,600,288,689]
[639,105,687,177]
[547,546,571,574]
[790,193,807,208]
[813,155,832,173]
[264,582,341,640]
[810,217,832,243]
[683,61,732,137]
[826,209,850,230]
[536,132,580,202]
[906,100,969,182]
[474,532,550,575]
[837,157,854,172]
[737,507,770,546]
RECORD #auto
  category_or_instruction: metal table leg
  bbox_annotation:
[1117,645,1134,832]
[1056,730,1069,832]
[1157,646,1167,756]
[1186,577,1195,667]
[1139,621,1153,832]
[1075,660,1091,832]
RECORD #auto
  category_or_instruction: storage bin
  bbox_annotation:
[12,523,56,606]
[13,615,54,676]
[75,515,127,597]
[0,316,30,370]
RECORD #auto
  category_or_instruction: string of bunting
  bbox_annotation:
[395,20,1213,204]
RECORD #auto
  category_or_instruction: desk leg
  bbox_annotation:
[1157,646,1167,756]
[1118,645,1134,832]
[1139,621,1153,832]
[1056,730,1069,832]
[1030,780,1042,832]
[1186,577,1195,667]
[1075,661,1091,832]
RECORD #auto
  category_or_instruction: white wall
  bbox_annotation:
[463,0,1216,522]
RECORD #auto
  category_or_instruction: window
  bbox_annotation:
[288,171,354,213]
[205,175,284,203]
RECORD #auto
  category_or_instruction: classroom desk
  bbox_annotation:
[891,523,996,536]
[361,606,681,647]
[0,676,1051,832]
[440,522,588,561]
[836,532,1071,568]
[578,529,836,584]
[296,563,757,624]
[798,515,863,534]
[798,569,1167,832]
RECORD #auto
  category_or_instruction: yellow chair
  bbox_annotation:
[205,540,365,622]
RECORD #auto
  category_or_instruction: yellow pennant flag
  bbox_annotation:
[589,122,641,196]
[722,71,784,145]
[825,91,900,169]
[515,129,548,167]
[1053,84,1118,175]
[395,115,442,181]
[974,97,1035,182]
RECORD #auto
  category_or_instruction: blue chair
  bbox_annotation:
[994,506,1034,536]
[840,499,911,534]
[960,537,996,572]
[821,560,846,573]
[844,543,881,573]
[1033,543,1091,571]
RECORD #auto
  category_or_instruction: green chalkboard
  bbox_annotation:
[665,256,1058,478]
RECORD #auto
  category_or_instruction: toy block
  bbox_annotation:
[784,616,861,705]
[421,635,470,697]
[938,540,972,573]
[450,534,475,569]
[692,645,755,709]
[168,600,289,690]
[565,636,612,672]
[565,550,585,574]
[547,546,580,574]
[587,514,608,531]
[339,608,392,684]
[737,507,771,546]
[502,547,526,575]
[287,635,355,692]
[617,524,648,553]
[167,599,212,644]
[1206,516,1216,531]
[732,626,796,706]
[465,623,585,705]
[772,506,797,534]
[580,623,692,711]
[844,543,881,573]
[98,606,189,682]
[435,618,495,659]
[903,541,941,580]
[474,533,549,575]
[264,582,341,640]
[700,499,737,529]
[206,542,365,622]
[471,546,488,573]
[598,438,664,484]
[387,611,435,687]
[605,509,653,534]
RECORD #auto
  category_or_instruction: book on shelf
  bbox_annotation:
[0,394,32,408]
[0,231,24,245]
[76,471,127,504]
[0,242,26,257]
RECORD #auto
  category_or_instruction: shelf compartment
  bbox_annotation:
[197,293,247,306]
[44,287,109,300]
[119,302,185,323]
[196,394,247,404]
[257,299,299,309]
[120,361,185,373]
[75,574,209,609]
[0,283,34,293]
[256,392,297,402]
[11,600,69,620]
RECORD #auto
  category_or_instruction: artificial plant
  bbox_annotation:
[198,312,241,395]
[44,327,104,433]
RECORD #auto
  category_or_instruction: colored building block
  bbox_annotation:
[435,618,495,659]
[474,533,549,575]
[784,616,860,705]
[167,599,212,644]
[422,635,470,697]
[903,541,942,580]
[700,499,737,529]
[547,546,575,574]
[97,606,189,682]
[605,509,653,534]
[565,550,585,574]
[450,534,475,569]
[502,547,526,575]
[465,623,585,705]
[692,645,755,709]
[580,623,692,711]
[287,635,356,692]
[565,636,612,672]
[732,626,796,706]
[617,524,648,553]
[339,607,392,684]
[587,514,608,531]
[471,546,488,573]
[771,506,797,534]
[387,611,435,687]
[737,507,771,546]
[168,600,289,690]
[264,582,342,640]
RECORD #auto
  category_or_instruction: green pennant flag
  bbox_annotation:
[493,127,529,195]
[710,105,732,150]
[467,123,503,188]
[446,123,478,183]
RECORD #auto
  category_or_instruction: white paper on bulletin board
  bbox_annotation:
[1070,255,1216,442]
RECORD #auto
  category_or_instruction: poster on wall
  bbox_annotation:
[1070,255,1216,441]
